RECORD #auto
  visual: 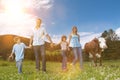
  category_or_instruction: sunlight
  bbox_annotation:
[2,0,26,21]
[5,0,23,14]
[0,0,36,37]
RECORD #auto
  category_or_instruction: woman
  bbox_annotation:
[69,26,83,70]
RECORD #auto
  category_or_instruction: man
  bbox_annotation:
[30,18,53,72]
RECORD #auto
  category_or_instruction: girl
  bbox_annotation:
[59,35,69,71]
[69,26,83,70]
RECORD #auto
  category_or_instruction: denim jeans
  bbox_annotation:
[61,50,67,70]
[72,47,83,69]
[16,59,23,74]
[33,45,46,71]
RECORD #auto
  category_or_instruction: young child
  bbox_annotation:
[59,35,69,71]
[9,37,31,74]
[69,26,83,70]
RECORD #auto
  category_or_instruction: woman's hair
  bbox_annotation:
[72,26,78,34]
[14,37,20,42]
[61,35,67,41]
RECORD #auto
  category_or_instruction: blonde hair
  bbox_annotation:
[72,26,78,34]
[61,35,67,41]
[14,37,20,42]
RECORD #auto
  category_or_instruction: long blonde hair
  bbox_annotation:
[72,26,78,35]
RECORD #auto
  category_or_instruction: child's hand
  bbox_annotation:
[68,47,70,51]
[8,55,13,61]
[50,43,54,48]
[29,44,32,48]
[9,55,13,59]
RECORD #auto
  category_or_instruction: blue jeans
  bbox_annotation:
[72,47,83,69]
[16,59,23,74]
[33,45,46,71]
[61,50,67,70]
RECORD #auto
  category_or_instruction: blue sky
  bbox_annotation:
[39,0,120,34]
[0,0,120,46]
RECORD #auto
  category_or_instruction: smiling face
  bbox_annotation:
[98,37,108,49]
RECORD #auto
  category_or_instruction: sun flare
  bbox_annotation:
[2,0,26,21]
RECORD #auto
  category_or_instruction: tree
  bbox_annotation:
[101,29,120,60]
[101,29,119,41]
[101,30,108,38]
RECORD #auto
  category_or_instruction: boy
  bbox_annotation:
[9,37,31,74]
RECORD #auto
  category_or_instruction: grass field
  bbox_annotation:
[0,60,120,80]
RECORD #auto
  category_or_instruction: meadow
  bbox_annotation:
[0,60,120,80]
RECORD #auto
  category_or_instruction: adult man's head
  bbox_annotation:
[36,18,42,28]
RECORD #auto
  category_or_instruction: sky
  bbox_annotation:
[0,0,120,47]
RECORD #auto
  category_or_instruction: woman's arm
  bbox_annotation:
[68,34,72,45]
[78,34,80,42]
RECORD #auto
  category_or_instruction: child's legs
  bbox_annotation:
[40,45,46,71]
[61,50,67,69]
[16,60,23,73]
[33,46,40,70]
[72,48,78,65]
[77,47,83,69]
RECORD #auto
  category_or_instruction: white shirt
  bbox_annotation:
[60,42,68,50]
[32,27,48,46]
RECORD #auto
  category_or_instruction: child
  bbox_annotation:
[68,26,83,70]
[59,35,69,71]
[9,37,31,74]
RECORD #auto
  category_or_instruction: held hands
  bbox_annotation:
[68,47,70,51]
[29,44,32,48]
[50,43,54,48]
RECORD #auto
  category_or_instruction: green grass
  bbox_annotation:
[0,60,120,80]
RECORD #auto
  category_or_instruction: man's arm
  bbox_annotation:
[29,36,33,46]
[46,34,54,47]
[46,34,53,43]
[25,45,32,49]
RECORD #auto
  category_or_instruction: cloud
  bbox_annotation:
[79,32,94,37]
[0,0,54,9]
[0,13,36,38]
[80,32,101,48]
[25,0,54,9]
[0,0,54,38]
[115,27,120,37]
